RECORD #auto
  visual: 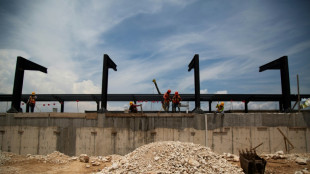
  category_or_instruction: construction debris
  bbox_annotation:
[239,149,267,174]
[98,141,243,174]
[26,151,70,164]
[79,154,89,163]
[295,157,308,165]
[1,146,310,173]
[222,153,240,162]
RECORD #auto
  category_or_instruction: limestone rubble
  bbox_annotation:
[98,141,244,174]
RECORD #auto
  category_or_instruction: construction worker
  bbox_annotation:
[172,91,182,113]
[129,101,141,113]
[215,102,224,114]
[27,92,37,112]
[163,89,171,112]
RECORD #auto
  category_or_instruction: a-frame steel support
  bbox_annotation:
[99,54,117,113]
[7,56,47,113]
[259,56,291,112]
[188,54,203,113]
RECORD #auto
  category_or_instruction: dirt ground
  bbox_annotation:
[0,152,309,174]
[232,159,310,174]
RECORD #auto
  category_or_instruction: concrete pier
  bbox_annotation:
[0,112,309,156]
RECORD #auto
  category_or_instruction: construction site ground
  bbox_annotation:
[1,148,309,174]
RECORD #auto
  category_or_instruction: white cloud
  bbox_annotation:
[0,49,31,94]
[1,1,309,112]
[200,89,208,94]
[73,80,101,94]
[215,90,228,94]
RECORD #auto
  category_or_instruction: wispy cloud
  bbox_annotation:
[1,0,309,112]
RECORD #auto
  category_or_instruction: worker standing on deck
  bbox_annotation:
[215,102,224,114]
[163,89,171,112]
[172,91,182,113]
[129,101,141,113]
[27,92,37,113]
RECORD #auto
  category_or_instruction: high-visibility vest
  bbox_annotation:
[163,93,170,102]
[172,95,181,104]
[216,104,224,112]
[29,96,36,104]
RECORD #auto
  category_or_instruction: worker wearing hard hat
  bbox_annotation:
[172,91,182,113]
[216,102,224,114]
[129,101,141,113]
[163,89,171,112]
[27,92,37,112]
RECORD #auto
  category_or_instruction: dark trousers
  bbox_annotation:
[172,103,180,112]
[30,104,35,112]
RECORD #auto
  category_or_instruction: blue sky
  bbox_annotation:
[0,0,310,112]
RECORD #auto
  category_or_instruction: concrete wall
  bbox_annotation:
[0,112,309,156]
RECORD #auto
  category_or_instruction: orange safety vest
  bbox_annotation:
[163,92,170,102]
[29,96,36,104]
[172,95,181,104]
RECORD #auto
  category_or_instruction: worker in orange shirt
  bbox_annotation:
[129,101,141,113]
[27,92,37,112]
[172,91,182,113]
[215,102,224,114]
[163,89,171,112]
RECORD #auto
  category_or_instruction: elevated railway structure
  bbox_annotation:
[1,93,309,113]
[2,54,309,113]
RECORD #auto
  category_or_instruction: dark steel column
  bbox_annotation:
[61,101,64,113]
[7,57,47,113]
[26,103,29,112]
[99,54,117,113]
[209,101,212,112]
[96,101,100,111]
[279,101,283,111]
[188,54,203,113]
[259,56,291,112]
[244,101,249,113]
[280,57,291,111]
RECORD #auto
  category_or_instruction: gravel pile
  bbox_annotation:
[98,141,243,174]
[262,150,310,165]
[26,151,70,164]
[0,150,11,165]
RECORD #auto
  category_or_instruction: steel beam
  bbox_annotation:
[1,94,309,102]
[188,54,203,113]
[260,56,291,112]
[99,54,117,113]
[7,57,47,113]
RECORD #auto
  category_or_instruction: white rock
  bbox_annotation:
[275,150,284,155]
[70,157,78,161]
[233,156,240,162]
[296,157,307,165]
[154,156,160,161]
[188,158,200,166]
[79,154,89,163]
[302,169,310,174]
[111,162,119,169]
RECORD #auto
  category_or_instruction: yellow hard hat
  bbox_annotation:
[32,92,35,95]
[129,101,133,105]
[220,102,224,106]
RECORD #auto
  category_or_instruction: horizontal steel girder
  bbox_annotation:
[1,94,309,102]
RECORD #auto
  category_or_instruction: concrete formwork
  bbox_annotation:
[0,112,309,156]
